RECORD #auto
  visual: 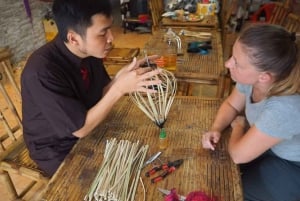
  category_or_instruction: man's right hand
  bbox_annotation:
[112,57,162,95]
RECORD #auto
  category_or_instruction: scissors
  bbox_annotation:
[141,151,162,169]
[158,187,186,201]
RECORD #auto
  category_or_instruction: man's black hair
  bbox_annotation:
[52,0,112,42]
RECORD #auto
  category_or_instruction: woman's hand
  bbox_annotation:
[231,116,246,129]
[202,130,221,150]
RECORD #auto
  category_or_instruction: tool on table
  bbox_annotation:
[178,29,212,41]
[141,151,162,169]
[144,50,151,67]
[187,41,212,55]
[158,188,186,201]
[146,159,183,183]
[141,50,157,69]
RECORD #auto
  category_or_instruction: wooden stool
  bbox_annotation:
[269,2,291,26]
[0,47,20,97]
[284,13,300,32]
[0,47,21,128]
[0,47,49,200]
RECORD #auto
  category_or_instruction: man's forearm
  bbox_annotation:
[73,84,123,138]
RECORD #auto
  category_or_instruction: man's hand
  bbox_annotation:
[111,57,162,95]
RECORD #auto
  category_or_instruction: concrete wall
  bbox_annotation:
[0,0,52,65]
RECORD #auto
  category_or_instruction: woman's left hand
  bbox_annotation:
[231,116,246,129]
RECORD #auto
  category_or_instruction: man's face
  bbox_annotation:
[77,14,114,58]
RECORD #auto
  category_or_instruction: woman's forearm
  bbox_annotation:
[211,99,239,132]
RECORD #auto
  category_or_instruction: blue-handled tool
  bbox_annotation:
[187,41,212,55]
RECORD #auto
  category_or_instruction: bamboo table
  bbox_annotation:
[145,27,226,98]
[42,96,243,201]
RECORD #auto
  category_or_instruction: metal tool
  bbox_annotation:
[143,50,151,67]
[141,151,162,169]
[142,50,157,69]
[146,159,183,183]
[158,188,186,201]
[187,41,212,55]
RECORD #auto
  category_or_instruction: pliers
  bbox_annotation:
[145,159,183,183]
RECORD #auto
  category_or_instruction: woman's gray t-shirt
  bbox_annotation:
[236,83,300,162]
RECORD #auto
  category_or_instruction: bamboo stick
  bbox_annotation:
[129,68,177,127]
[84,139,148,201]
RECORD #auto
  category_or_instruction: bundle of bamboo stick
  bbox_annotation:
[84,138,148,201]
[130,68,177,128]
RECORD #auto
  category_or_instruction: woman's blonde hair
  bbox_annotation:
[268,41,300,96]
[238,24,299,97]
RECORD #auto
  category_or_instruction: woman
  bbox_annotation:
[202,24,300,201]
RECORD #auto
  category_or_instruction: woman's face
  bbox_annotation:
[225,40,262,85]
[77,14,114,58]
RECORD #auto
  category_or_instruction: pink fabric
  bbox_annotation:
[186,191,217,201]
[164,189,218,201]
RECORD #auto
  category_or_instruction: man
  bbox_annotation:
[21,0,160,177]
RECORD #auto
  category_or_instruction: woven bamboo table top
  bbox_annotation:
[145,28,225,84]
[42,96,243,201]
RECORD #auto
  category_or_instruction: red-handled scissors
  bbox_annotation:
[146,159,183,183]
[158,188,186,201]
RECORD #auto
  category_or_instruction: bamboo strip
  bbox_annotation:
[84,139,148,201]
[130,68,177,127]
